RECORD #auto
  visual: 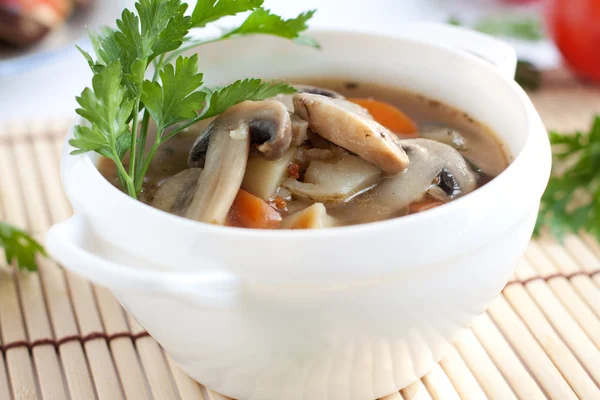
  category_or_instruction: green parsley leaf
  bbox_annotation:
[70,61,134,161]
[136,0,190,60]
[223,8,319,48]
[0,222,47,272]
[201,79,296,119]
[191,0,263,28]
[74,0,317,199]
[116,9,146,59]
[535,116,600,242]
[142,55,206,132]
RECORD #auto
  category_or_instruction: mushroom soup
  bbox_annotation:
[98,80,509,229]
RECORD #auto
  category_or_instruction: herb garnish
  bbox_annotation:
[0,222,47,271]
[71,0,317,198]
[535,116,600,242]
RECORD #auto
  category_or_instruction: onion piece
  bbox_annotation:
[283,154,382,203]
[242,147,298,201]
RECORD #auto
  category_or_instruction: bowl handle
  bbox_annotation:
[46,214,240,308]
[399,22,518,79]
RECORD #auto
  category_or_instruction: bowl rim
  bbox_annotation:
[63,27,551,240]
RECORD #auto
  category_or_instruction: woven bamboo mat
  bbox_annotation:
[1,71,600,400]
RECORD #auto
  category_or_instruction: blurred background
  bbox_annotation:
[0,0,592,121]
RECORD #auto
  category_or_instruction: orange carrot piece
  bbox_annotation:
[227,189,282,229]
[349,98,418,136]
[409,199,444,214]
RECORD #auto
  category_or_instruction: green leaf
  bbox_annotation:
[71,61,134,161]
[136,0,190,61]
[590,116,600,143]
[125,58,147,97]
[191,0,263,28]
[223,8,318,48]
[142,55,206,132]
[115,9,147,59]
[0,222,47,272]
[535,115,600,243]
[76,45,96,70]
[200,78,296,119]
[152,12,190,57]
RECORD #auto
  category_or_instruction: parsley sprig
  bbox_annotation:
[71,0,316,198]
[0,222,47,271]
[535,116,600,242]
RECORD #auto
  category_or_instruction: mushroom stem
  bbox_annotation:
[185,125,250,225]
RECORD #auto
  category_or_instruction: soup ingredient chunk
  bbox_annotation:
[152,168,202,215]
[275,85,344,111]
[227,190,282,229]
[371,138,477,214]
[242,147,298,200]
[279,203,336,229]
[189,100,292,167]
[185,109,252,225]
[348,98,418,135]
[283,154,381,202]
[293,93,409,175]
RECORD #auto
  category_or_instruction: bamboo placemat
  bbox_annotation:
[1,71,600,400]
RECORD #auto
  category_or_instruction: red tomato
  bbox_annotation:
[545,0,600,82]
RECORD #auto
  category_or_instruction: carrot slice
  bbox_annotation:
[349,98,418,136]
[408,199,444,214]
[227,189,282,229]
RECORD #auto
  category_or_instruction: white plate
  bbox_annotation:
[0,0,129,76]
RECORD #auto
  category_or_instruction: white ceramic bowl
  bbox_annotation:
[47,24,551,400]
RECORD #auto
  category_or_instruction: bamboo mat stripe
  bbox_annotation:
[0,74,600,399]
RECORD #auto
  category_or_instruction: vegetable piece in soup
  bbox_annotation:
[98,79,509,229]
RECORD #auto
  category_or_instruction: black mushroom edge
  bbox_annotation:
[188,100,292,168]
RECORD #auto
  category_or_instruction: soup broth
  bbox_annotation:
[98,79,509,228]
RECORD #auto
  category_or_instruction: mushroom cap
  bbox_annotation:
[188,100,292,168]
[293,93,409,175]
[275,84,344,112]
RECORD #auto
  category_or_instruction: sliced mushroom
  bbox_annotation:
[293,93,409,175]
[279,203,337,229]
[283,154,381,203]
[185,111,251,225]
[291,114,309,146]
[274,85,344,111]
[188,100,291,168]
[368,138,477,216]
[152,168,203,215]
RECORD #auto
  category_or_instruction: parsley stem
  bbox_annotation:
[136,139,161,193]
[134,110,151,188]
[114,156,136,198]
[152,54,165,81]
[129,102,141,178]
